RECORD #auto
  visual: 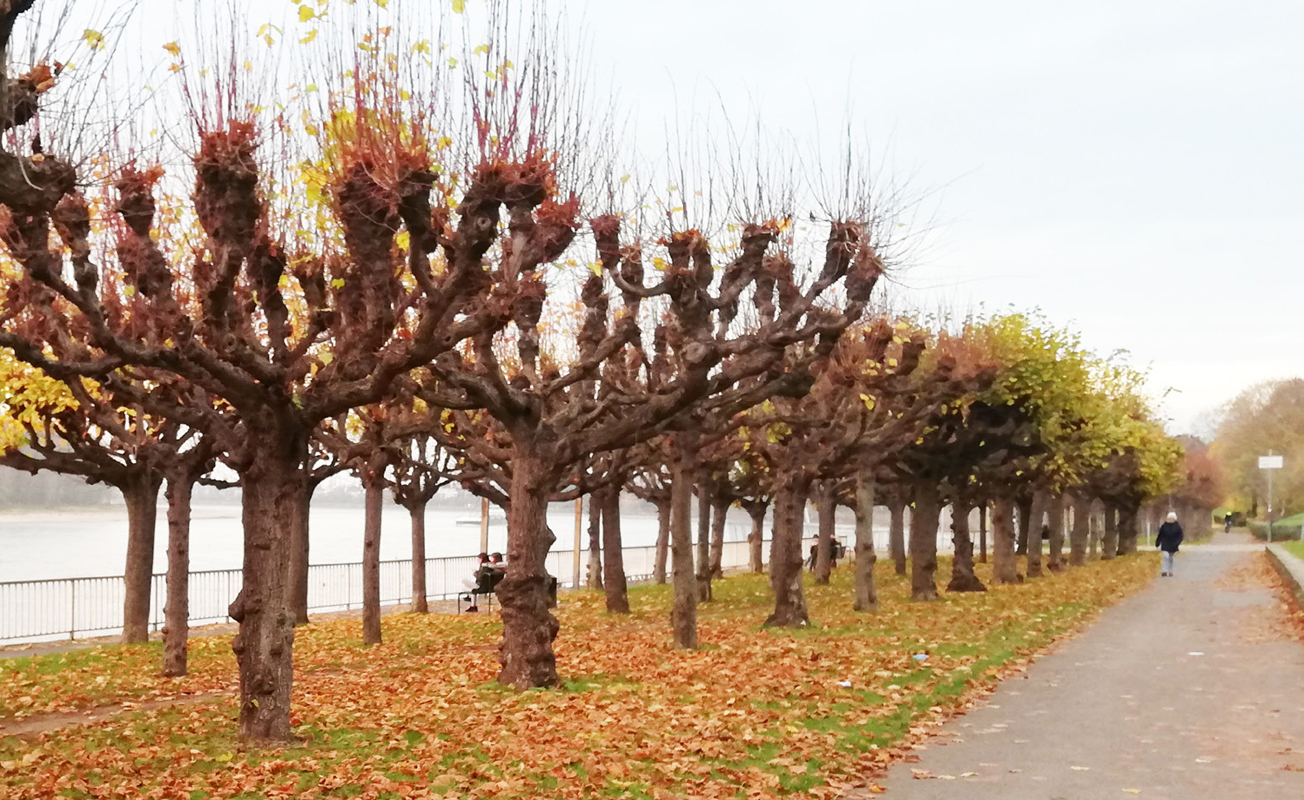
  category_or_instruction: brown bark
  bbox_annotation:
[1117,501,1140,555]
[1068,495,1089,567]
[695,479,713,602]
[669,435,699,649]
[287,478,316,626]
[1046,493,1066,573]
[121,474,163,644]
[765,474,811,627]
[813,481,836,585]
[1101,503,1119,560]
[1087,505,1099,560]
[600,487,630,613]
[909,481,940,600]
[1015,494,1032,556]
[586,491,603,589]
[497,441,560,689]
[947,501,985,592]
[708,493,728,580]
[162,476,193,677]
[229,444,299,743]
[852,469,878,611]
[653,497,670,585]
[978,503,988,564]
[361,453,386,646]
[743,499,767,573]
[1025,491,1045,578]
[888,498,907,576]
[409,501,429,613]
[991,496,1019,584]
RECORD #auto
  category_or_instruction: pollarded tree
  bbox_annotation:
[0,16,605,736]
[625,441,675,582]
[385,425,456,615]
[0,378,165,643]
[743,320,959,622]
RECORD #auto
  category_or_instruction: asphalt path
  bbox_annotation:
[874,534,1304,799]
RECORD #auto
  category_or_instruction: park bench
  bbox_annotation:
[459,571,561,612]
[458,567,502,613]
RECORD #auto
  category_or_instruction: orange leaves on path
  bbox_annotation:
[1,555,1155,799]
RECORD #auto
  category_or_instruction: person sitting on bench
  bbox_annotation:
[461,553,495,612]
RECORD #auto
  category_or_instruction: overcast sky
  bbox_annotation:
[573,0,1303,434]
[74,1,1304,434]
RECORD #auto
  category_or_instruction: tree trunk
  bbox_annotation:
[888,498,907,576]
[601,487,630,613]
[978,503,988,564]
[410,501,429,613]
[696,478,713,602]
[1046,493,1066,573]
[1101,503,1119,560]
[1015,494,1032,556]
[910,481,941,600]
[947,500,985,592]
[360,455,386,646]
[991,496,1019,584]
[1026,491,1046,578]
[653,497,670,585]
[121,474,163,644]
[813,481,836,585]
[744,500,767,573]
[497,440,560,689]
[765,474,811,627]
[229,441,300,743]
[1069,495,1089,567]
[669,434,699,649]
[709,493,728,580]
[287,477,316,626]
[162,475,193,677]
[852,469,878,611]
[1117,501,1140,555]
[586,491,603,589]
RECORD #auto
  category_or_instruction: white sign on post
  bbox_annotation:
[1260,454,1284,542]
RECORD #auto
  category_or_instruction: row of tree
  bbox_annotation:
[0,1,1200,743]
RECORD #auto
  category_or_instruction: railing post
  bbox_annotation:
[70,579,77,640]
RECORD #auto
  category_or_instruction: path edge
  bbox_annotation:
[1266,544,1304,605]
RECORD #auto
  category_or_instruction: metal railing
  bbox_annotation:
[0,533,826,645]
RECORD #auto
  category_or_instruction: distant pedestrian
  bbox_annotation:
[1155,511,1184,576]
[1223,512,1233,533]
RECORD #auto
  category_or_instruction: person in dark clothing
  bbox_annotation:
[1224,512,1233,533]
[1155,511,1184,576]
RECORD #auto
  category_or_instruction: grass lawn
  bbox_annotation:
[1280,540,1304,561]
[1,554,1157,799]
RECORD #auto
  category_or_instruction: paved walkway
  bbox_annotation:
[876,533,1304,799]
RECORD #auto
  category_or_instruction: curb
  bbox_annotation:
[1265,544,1304,606]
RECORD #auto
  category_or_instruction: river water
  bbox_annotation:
[0,499,813,583]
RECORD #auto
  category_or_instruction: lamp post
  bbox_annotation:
[1259,453,1284,542]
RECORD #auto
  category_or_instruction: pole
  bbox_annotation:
[480,496,490,554]
[572,497,583,589]
[1267,461,1274,543]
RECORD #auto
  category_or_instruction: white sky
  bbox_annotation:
[574,0,1304,434]
[34,0,1300,435]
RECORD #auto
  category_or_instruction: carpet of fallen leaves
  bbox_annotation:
[0,554,1156,799]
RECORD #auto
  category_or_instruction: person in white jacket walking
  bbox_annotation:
[1155,511,1184,577]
